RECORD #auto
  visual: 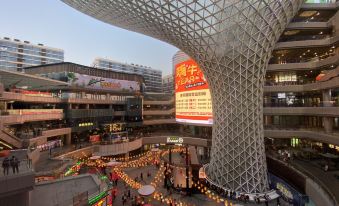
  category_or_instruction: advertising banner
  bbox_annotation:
[175,59,213,125]
[268,173,309,206]
[67,72,140,93]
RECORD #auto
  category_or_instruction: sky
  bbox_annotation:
[0,0,178,75]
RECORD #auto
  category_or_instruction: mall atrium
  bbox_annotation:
[0,1,338,206]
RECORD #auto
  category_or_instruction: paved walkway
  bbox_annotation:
[110,164,287,206]
[0,150,32,177]
[34,143,92,174]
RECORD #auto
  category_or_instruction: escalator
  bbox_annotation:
[0,128,23,149]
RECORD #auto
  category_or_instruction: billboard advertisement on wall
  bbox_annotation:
[67,72,140,93]
[175,59,213,125]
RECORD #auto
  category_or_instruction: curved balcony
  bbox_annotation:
[143,108,174,116]
[1,109,64,125]
[275,35,339,50]
[143,99,174,105]
[264,73,339,92]
[287,21,331,29]
[143,118,176,125]
[267,54,338,71]
[65,109,125,118]
[264,127,339,145]
[64,98,125,105]
[301,2,339,10]
[267,155,338,206]
[28,128,71,146]
[0,92,61,103]
[263,107,339,117]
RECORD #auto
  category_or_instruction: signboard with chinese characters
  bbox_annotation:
[175,59,213,125]
[67,72,140,93]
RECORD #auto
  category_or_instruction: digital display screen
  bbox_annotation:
[175,59,213,125]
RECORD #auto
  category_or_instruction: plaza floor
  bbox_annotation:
[109,160,286,206]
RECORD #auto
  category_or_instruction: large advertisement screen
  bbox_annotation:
[175,59,213,125]
[67,72,140,93]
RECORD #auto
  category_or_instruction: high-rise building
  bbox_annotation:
[92,57,162,93]
[162,74,174,94]
[0,37,64,72]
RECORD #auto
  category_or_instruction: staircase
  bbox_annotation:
[0,129,23,149]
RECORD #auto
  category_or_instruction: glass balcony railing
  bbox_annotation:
[269,52,336,64]
[278,34,331,42]
[305,0,338,3]
[6,109,63,115]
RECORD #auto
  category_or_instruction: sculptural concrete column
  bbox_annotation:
[62,0,303,193]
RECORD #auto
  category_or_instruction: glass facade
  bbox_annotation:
[0,38,64,71]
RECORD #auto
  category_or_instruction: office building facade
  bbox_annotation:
[92,57,162,93]
[0,37,64,72]
[162,74,174,94]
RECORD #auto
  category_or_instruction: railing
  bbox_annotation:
[6,109,63,115]
[267,154,338,206]
[66,109,116,118]
[278,34,331,42]
[269,52,336,65]
[291,162,338,206]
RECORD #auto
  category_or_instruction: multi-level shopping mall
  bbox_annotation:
[0,1,338,206]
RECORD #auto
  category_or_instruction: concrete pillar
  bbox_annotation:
[322,89,332,107]
[68,104,72,109]
[86,104,90,109]
[322,89,334,133]
[323,117,333,133]
[65,134,71,145]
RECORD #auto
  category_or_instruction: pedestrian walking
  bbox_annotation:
[140,172,143,181]
[10,156,16,174]
[27,154,32,168]
[128,189,131,198]
[2,157,10,175]
[122,194,127,205]
[14,157,19,173]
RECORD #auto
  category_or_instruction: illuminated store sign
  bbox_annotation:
[175,59,213,125]
[105,123,125,132]
[166,137,184,144]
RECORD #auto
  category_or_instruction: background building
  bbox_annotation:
[92,57,162,93]
[162,74,174,94]
[0,37,64,72]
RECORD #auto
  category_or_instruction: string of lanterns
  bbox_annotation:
[191,180,234,206]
